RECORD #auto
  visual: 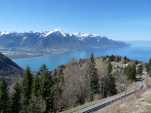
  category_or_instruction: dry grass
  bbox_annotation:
[99,77,151,113]
[144,77,151,88]
[97,88,151,113]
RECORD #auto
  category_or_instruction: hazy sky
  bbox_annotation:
[0,0,151,40]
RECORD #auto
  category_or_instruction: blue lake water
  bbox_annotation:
[14,42,151,71]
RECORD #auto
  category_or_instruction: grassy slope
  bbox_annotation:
[60,57,138,113]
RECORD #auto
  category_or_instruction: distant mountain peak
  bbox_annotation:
[0,31,10,36]
[74,32,98,37]
[72,32,99,40]
[43,29,66,37]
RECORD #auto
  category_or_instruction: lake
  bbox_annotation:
[13,41,151,71]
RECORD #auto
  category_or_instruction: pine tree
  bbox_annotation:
[137,64,143,75]
[37,64,49,76]
[28,66,48,113]
[108,62,112,74]
[146,58,151,75]
[107,62,117,96]
[11,82,21,113]
[88,54,100,99]
[0,80,9,113]
[39,65,55,113]
[100,62,117,97]
[124,64,136,81]
[39,65,50,98]
[32,76,41,97]
[28,96,46,113]
[22,67,33,112]
[108,74,117,96]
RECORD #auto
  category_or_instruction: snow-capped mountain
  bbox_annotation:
[43,29,67,37]
[0,30,128,52]
[0,31,10,36]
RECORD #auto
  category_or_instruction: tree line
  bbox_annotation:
[0,54,139,113]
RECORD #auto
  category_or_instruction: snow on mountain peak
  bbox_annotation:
[41,29,100,39]
[0,30,102,42]
[0,32,10,36]
[43,29,66,37]
[73,32,99,40]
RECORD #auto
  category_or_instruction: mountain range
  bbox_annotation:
[0,30,128,53]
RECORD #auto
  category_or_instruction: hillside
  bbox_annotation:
[54,55,143,112]
[0,53,23,83]
[0,54,145,113]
